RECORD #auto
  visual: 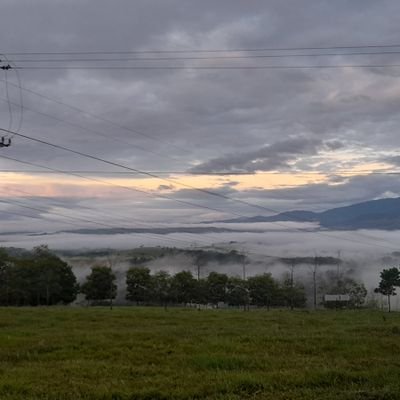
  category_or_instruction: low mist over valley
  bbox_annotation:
[3,196,400,310]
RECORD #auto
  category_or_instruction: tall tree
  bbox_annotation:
[247,273,280,309]
[0,248,11,306]
[152,270,172,308]
[206,272,228,306]
[32,246,78,305]
[126,266,153,304]
[226,276,249,309]
[348,282,368,308]
[170,271,197,304]
[0,246,78,306]
[81,266,117,303]
[374,267,400,312]
[280,275,307,309]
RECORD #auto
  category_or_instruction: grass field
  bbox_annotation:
[0,308,399,400]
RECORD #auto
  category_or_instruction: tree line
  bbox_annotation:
[1,246,399,310]
[82,265,307,309]
[0,246,306,308]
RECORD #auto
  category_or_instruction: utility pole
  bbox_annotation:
[289,259,296,311]
[197,263,201,281]
[107,255,115,310]
[312,255,319,310]
[241,251,248,281]
[1,61,13,148]
[195,259,201,281]
[337,250,342,290]
[241,251,249,311]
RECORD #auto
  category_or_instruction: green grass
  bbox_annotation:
[0,308,399,399]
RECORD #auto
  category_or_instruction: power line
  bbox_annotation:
[2,64,396,224]
[0,169,397,176]
[8,50,400,63]
[0,200,106,230]
[0,79,188,155]
[3,49,398,252]
[0,79,241,173]
[0,169,250,175]
[4,124,386,229]
[0,153,244,220]
[0,97,182,164]
[0,53,24,135]
[0,208,85,229]
[0,126,302,220]
[2,127,259,215]
[0,164,312,257]
[0,194,218,248]
[3,185,153,227]
[1,184,227,247]
[3,179,396,259]
[4,79,397,182]
[0,207,307,263]
[0,131,397,251]
[13,64,400,70]
[6,43,400,55]
[1,80,398,229]
[0,201,218,249]
[1,154,331,258]
[0,200,211,248]
[0,152,354,253]
[0,182,244,253]
[0,67,397,250]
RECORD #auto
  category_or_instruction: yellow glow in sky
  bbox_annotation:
[0,166,384,199]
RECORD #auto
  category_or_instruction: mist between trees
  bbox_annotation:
[0,245,397,310]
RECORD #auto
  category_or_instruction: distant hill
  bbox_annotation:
[59,226,260,235]
[218,197,400,230]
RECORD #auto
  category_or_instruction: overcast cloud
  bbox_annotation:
[1,1,400,253]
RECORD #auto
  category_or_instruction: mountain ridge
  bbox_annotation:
[217,197,400,230]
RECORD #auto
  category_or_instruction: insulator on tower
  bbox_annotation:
[0,136,11,148]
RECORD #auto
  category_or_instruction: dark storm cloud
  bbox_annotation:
[190,136,327,173]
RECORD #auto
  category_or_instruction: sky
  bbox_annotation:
[1,0,400,252]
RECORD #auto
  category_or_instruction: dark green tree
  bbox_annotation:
[6,260,33,306]
[31,246,78,305]
[194,278,209,305]
[0,246,78,306]
[280,276,307,309]
[170,271,197,304]
[226,276,249,309]
[0,248,12,306]
[81,266,117,303]
[152,270,172,307]
[374,267,400,312]
[206,272,228,306]
[247,273,280,308]
[348,282,368,308]
[126,266,153,304]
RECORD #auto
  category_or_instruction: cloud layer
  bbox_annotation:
[1,0,400,239]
